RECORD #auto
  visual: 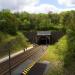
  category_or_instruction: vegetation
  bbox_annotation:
[0,9,75,74]
[40,35,68,75]
[0,10,20,35]
[0,32,30,58]
[60,11,75,75]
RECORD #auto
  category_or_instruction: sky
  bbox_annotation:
[0,0,75,13]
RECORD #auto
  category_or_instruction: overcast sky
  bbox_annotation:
[0,0,75,13]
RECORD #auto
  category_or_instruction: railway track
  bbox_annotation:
[0,45,47,75]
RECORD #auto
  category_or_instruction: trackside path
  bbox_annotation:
[11,45,47,75]
[0,45,47,75]
[0,46,33,63]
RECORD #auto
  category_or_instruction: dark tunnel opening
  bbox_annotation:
[38,36,49,45]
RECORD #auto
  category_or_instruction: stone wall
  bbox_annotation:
[24,30,65,44]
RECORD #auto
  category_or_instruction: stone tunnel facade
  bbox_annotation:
[24,30,64,45]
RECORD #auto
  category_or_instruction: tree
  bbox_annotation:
[0,9,19,35]
[60,11,75,31]
[48,13,60,28]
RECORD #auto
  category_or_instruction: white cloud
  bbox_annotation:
[0,0,59,13]
[58,0,75,7]
[58,8,75,13]
[20,4,59,13]
[0,0,75,13]
[0,0,39,11]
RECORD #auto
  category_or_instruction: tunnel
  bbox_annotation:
[37,36,49,45]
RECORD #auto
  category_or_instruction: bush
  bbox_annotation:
[10,32,29,52]
[0,32,30,58]
[0,10,19,35]
[55,35,68,61]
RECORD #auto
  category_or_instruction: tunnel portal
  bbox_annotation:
[36,31,51,45]
[25,30,64,45]
[38,36,49,45]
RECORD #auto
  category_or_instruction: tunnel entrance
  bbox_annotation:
[36,31,51,45]
[38,36,49,45]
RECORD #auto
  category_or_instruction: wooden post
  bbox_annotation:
[8,49,11,75]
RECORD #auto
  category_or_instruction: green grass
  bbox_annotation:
[40,35,68,75]
[0,32,30,58]
[0,32,15,45]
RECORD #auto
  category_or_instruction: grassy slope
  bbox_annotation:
[40,35,68,75]
[0,32,16,58]
[64,31,75,75]
[0,32,30,58]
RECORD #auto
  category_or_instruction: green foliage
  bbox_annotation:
[0,31,15,45]
[60,11,75,74]
[19,19,31,30]
[64,31,75,66]
[0,9,75,33]
[41,35,68,62]
[10,32,29,52]
[40,35,68,75]
[55,35,68,60]
[0,32,30,58]
[48,13,60,25]
[0,9,75,74]
[60,11,75,31]
[0,10,19,35]
[0,9,68,32]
